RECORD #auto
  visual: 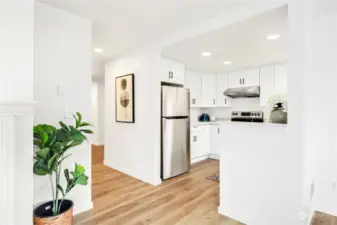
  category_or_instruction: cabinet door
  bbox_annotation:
[242,68,260,87]
[201,75,217,106]
[275,64,288,94]
[171,60,185,85]
[161,58,185,85]
[210,125,220,157]
[227,71,243,88]
[259,65,275,106]
[185,70,202,106]
[197,126,211,156]
[216,74,231,107]
[190,126,199,159]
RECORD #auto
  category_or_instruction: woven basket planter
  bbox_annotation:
[33,200,73,225]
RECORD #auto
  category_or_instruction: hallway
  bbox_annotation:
[74,160,243,225]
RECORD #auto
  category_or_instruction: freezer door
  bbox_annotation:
[162,118,190,179]
[162,86,189,117]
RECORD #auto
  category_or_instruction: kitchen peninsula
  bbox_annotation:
[217,122,291,225]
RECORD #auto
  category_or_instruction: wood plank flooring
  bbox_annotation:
[310,211,337,225]
[74,159,244,225]
[92,145,104,165]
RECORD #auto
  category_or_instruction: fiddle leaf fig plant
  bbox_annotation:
[33,112,93,216]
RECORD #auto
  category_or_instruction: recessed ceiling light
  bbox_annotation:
[201,52,211,56]
[94,48,103,53]
[223,61,232,65]
[266,34,281,40]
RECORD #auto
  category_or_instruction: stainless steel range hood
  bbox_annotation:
[223,86,260,98]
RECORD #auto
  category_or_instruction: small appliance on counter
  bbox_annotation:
[231,111,263,123]
[198,113,210,122]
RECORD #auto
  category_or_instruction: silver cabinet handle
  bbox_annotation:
[192,98,196,104]
[193,136,197,142]
[239,78,242,85]
[243,78,245,84]
[213,99,215,105]
[218,128,220,134]
[225,98,227,104]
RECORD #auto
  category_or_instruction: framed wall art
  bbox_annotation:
[115,73,135,123]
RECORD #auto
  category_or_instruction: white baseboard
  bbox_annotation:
[191,155,209,164]
[208,154,219,160]
[104,160,161,186]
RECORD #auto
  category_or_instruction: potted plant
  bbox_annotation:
[33,113,93,225]
[267,94,288,124]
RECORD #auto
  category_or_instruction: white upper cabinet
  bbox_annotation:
[242,68,260,87]
[259,65,275,106]
[216,74,231,107]
[274,64,288,94]
[201,75,217,107]
[227,68,260,88]
[161,58,185,85]
[227,71,243,88]
[185,70,202,107]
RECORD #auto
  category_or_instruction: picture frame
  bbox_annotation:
[115,73,135,123]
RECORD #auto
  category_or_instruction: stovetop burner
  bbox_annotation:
[231,111,263,123]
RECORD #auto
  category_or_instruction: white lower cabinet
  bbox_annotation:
[210,125,221,159]
[190,125,211,164]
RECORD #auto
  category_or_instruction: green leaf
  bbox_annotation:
[45,133,56,147]
[36,148,50,159]
[79,122,92,127]
[75,163,85,174]
[76,112,82,123]
[80,129,93,134]
[71,132,87,141]
[55,130,68,142]
[47,154,59,171]
[34,139,43,148]
[64,169,70,182]
[57,184,65,197]
[33,160,50,176]
[41,132,48,146]
[76,174,88,185]
[42,124,56,133]
[70,139,83,147]
[51,142,63,153]
[59,121,70,132]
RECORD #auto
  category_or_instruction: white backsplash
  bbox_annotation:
[191,98,264,122]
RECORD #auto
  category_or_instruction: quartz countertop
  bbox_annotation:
[191,120,287,128]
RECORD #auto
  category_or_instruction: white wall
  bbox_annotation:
[91,81,105,145]
[105,48,162,186]
[302,3,337,216]
[34,2,93,215]
[0,1,35,224]
[0,0,34,101]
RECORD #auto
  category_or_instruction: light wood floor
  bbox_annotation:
[310,211,337,225]
[74,159,244,225]
[92,145,104,165]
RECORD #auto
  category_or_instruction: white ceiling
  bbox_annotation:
[46,0,254,62]
[162,5,288,73]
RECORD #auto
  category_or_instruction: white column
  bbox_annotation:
[0,102,34,225]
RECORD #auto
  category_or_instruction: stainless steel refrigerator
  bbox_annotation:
[161,85,190,180]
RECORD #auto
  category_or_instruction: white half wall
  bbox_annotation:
[105,48,162,186]
[0,0,34,101]
[34,2,93,215]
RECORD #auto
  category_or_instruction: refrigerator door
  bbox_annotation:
[162,86,189,117]
[162,117,190,180]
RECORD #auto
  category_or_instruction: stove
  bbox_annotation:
[231,111,263,123]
